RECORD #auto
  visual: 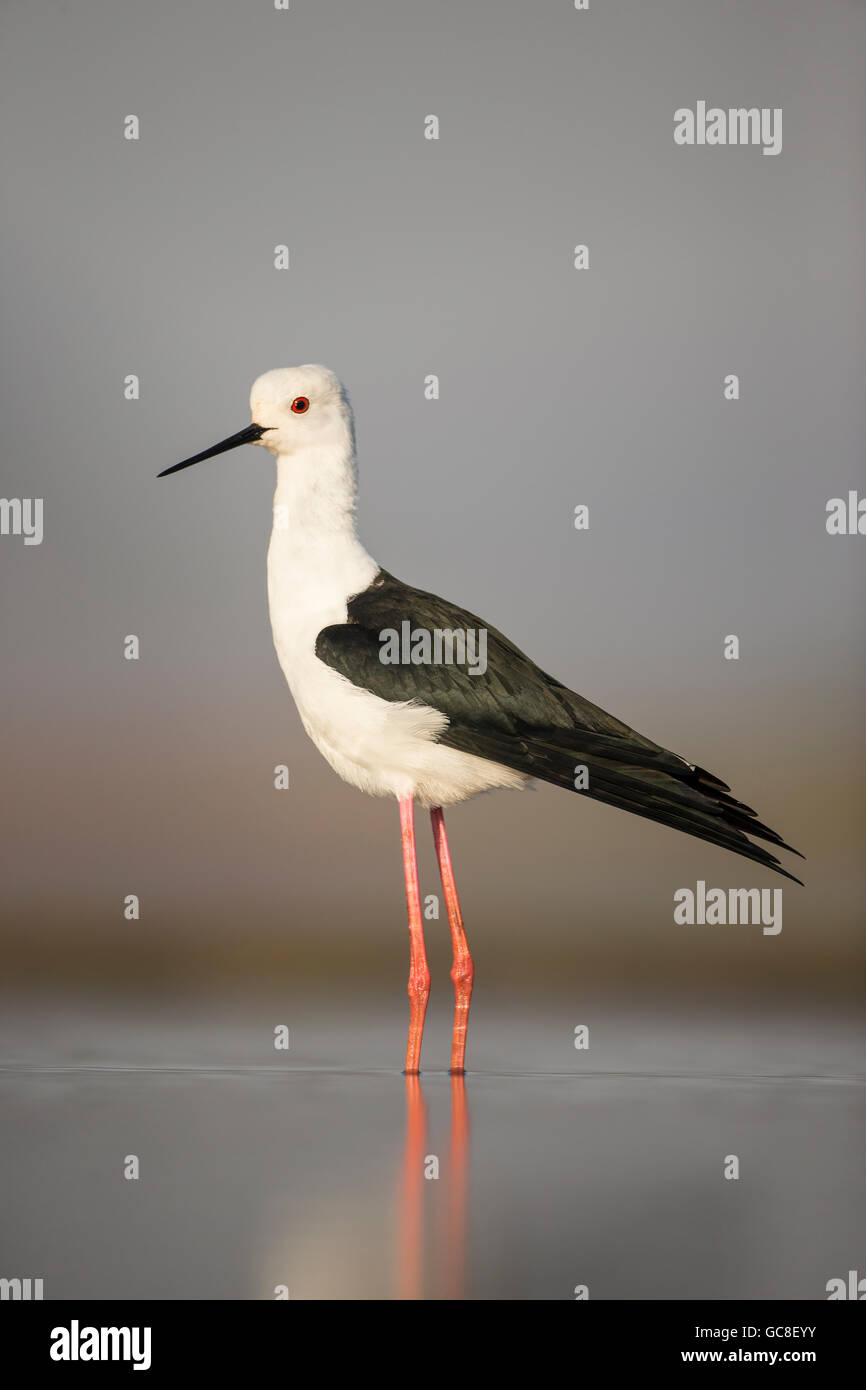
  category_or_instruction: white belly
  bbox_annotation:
[266,541,528,808]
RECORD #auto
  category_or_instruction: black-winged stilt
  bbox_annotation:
[159,364,802,1073]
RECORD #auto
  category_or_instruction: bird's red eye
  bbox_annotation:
[291,396,310,414]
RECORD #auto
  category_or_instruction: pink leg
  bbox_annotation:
[430,807,474,1073]
[400,795,430,1074]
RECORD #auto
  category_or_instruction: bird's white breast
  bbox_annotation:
[266,454,528,807]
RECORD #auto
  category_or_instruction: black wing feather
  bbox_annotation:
[315,570,803,883]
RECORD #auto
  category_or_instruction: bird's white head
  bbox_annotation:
[249,364,354,458]
[159,363,355,478]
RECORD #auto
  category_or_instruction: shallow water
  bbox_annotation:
[1,998,863,1300]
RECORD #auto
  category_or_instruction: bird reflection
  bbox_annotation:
[396,1073,470,1299]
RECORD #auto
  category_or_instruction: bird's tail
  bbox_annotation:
[440,724,804,884]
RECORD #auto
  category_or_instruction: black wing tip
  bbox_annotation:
[764,861,805,887]
[692,764,731,793]
[686,766,804,871]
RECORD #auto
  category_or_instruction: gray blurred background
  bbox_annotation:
[0,0,864,1300]
[1,0,863,1003]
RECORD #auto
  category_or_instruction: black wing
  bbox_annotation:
[315,570,803,882]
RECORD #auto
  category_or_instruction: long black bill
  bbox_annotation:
[158,423,273,478]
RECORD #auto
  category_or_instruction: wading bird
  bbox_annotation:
[160,365,802,1073]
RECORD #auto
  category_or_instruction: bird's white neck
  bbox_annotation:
[267,442,378,619]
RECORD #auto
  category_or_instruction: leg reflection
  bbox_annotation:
[439,1073,469,1299]
[395,1073,471,1300]
[396,1073,428,1299]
